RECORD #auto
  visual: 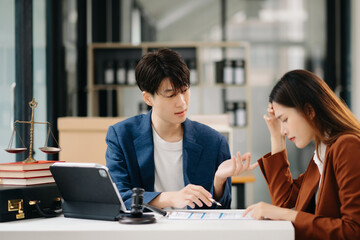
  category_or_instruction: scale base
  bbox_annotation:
[118,213,156,224]
[23,157,37,163]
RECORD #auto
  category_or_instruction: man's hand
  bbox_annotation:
[150,184,213,209]
[215,152,258,181]
[213,152,258,199]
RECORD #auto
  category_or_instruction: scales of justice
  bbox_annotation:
[5,98,61,163]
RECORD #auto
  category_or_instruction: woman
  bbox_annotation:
[244,69,360,239]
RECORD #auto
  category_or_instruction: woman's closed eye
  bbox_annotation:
[278,117,287,123]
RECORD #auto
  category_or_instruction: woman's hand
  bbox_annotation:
[264,103,281,137]
[213,152,258,199]
[243,201,298,222]
[264,103,286,154]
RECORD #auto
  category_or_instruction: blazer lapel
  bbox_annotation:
[182,119,203,185]
[315,148,330,208]
[134,111,155,191]
[295,159,320,211]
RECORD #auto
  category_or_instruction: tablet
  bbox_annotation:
[50,162,127,221]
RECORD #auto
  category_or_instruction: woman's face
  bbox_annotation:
[272,102,315,149]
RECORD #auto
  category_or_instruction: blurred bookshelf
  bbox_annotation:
[87,41,252,153]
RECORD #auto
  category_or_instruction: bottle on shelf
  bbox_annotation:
[224,101,247,127]
[224,101,236,126]
[127,60,137,85]
[215,59,233,84]
[223,60,234,85]
[215,59,246,85]
[116,61,126,85]
[104,60,115,85]
[235,101,247,127]
[187,59,198,85]
[234,59,245,86]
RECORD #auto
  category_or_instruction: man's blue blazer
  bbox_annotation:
[105,110,232,209]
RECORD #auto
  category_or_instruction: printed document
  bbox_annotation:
[167,210,254,220]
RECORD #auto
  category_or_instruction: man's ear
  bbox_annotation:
[304,103,315,120]
[142,91,153,106]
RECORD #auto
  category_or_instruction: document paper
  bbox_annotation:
[167,210,254,220]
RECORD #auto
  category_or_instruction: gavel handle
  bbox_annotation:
[143,203,167,216]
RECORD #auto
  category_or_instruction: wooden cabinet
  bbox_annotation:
[58,115,232,165]
[57,117,126,165]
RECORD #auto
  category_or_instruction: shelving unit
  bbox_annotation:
[87,41,251,154]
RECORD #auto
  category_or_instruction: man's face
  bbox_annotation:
[144,78,190,126]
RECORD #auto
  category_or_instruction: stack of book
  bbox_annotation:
[0,161,59,186]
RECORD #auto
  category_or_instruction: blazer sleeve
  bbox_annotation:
[257,150,303,208]
[214,135,232,209]
[106,125,161,210]
[293,136,360,240]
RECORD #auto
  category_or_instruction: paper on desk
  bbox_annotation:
[167,210,254,220]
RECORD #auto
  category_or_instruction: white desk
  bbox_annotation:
[0,210,294,240]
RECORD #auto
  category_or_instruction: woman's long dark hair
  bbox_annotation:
[269,69,360,151]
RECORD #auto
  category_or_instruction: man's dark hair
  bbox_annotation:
[135,48,190,95]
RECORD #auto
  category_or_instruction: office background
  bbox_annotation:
[0,0,359,205]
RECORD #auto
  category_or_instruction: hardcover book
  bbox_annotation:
[0,161,59,171]
[0,169,52,179]
[0,176,55,186]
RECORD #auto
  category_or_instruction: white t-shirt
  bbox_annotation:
[152,127,184,192]
[313,142,326,203]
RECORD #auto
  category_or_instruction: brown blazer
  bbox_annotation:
[258,134,360,240]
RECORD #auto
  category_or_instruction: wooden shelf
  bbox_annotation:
[232,171,256,184]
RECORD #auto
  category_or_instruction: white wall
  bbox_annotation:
[351,0,360,119]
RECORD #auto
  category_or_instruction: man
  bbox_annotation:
[106,48,251,210]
